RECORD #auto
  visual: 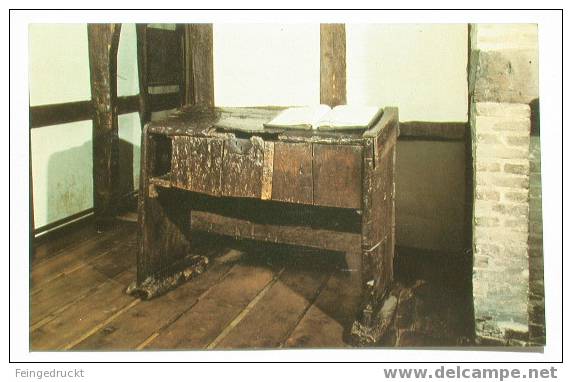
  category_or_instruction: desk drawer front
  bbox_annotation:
[221,136,266,198]
[170,136,363,209]
[171,136,223,195]
[272,142,313,205]
[313,144,363,209]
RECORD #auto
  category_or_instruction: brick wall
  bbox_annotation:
[471,102,530,343]
[469,24,542,345]
[528,135,545,345]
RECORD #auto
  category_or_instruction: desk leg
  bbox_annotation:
[350,145,397,345]
[126,130,208,299]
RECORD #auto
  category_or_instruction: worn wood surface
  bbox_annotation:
[186,24,214,106]
[30,215,470,350]
[147,27,181,86]
[313,144,363,209]
[214,252,333,349]
[285,270,362,348]
[136,24,151,127]
[171,136,223,195]
[31,229,137,326]
[136,105,397,343]
[272,142,313,204]
[146,259,281,349]
[191,210,361,254]
[88,23,122,226]
[75,244,240,350]
[31,223,133,291]
[137,130,192,284]
[320,24,346,107]
[221,136,265,198]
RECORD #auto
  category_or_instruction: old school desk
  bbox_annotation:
[128,105,399,343]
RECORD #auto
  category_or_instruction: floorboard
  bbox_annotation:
[144,251,283,350]
[30,216,472,351]
[73,249,242,350]
[31,230,137,325]
[215,251,335,349]
[31,222,135,290]
[284,270,362,348]
[31,269,137,350]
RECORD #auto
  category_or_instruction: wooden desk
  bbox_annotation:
[127,105,399,344]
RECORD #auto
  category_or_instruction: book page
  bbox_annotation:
[263,105,331,129]
[317,105,382,130]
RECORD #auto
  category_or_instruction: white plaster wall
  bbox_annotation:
[213,24,320,106]
[346,24,468,122]
[30,23,142,229]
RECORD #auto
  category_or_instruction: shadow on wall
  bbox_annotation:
[46,138,140,223]
[395,140,467,253]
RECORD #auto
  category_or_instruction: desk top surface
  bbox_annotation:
[146,105,397,145]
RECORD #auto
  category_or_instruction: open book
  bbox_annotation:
[263,105,383,131]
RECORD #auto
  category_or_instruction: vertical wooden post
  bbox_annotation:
[320,24,346,107]
[183,24,214,107]
[136,24,151,128]
[88,23,122,229]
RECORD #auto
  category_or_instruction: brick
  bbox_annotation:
[474,226,528,244]
[474,24,538,51]
[475,187,501,201]
[475,216,500,227]
[476,161,501,172]
[472,49,539,104]
[474,255,489,267]
[477,133,502,144]
[503,163,529,175]
[504,135,530,147]
[503,190,529,203]
[476,173,529,189]
[475,243,501,255]
[475,144,530,160]
[503,218,528,231]
[474,102,531,119]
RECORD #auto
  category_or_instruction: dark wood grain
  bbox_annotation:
[215,254,333,349]
[285,270,362,348]
[88,23,122,226]
[136,24,151,127]
[191,210,361,254]
[221,136,265,198]
[187,24,214,106]
[31,269,137,350]
[147,27,181,86]
[313,144,363,209]
[171,136,223,196]
[399,121,466,141]
[137,130,192,284]
[74,247,241,350]
[145,260,279,349]
[320,24,346,107]
[272,142,314,205]
[29,101,93,128]
[31,222,134,291]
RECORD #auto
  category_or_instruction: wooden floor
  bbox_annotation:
[30,216,472,350]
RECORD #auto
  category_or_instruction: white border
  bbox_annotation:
[7,4,565,369]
